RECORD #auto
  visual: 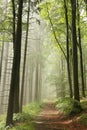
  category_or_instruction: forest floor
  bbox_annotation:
[34,101,87,130]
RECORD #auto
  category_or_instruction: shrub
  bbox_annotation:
[0,115,6,130]
[0,102,43,130]
[80,100,87,110]
[78,114,87,127]
[56,97,82,116]
[23,102,43,117]
[13,102,43,123]
[10,122,35,130]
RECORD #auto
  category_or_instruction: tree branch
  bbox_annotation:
[46,2,67,60]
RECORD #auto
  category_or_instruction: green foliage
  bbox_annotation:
[39,0,67,54]
[0,102,43,130]
[56,97,82,116]
[80,99,87,110]
[23,102,43,117]
[12,102,43,123]
[9,122,35,130]
[78,114,87,127]
[0,115,6,130]
[13,113,31,123]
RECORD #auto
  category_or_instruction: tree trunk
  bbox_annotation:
[60,58,65,97]
[6,0,23,125]
[71,0,80,101]
[1,43,9,113]
[29,64,33,103]
[46,2,73,98]
[0,39,5,82]
[63,0,73,98]
[20,0,30,112]
[11,0,15,49]
[84,62,86,92]
[34,61,39,102]
[77,0,85,97]
[38,63,42,101]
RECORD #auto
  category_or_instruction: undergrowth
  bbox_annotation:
[0,102,43,130]
[80,99,87,110]
[56,97,82,116]
[78,99,87,127]
[78,114,87,127]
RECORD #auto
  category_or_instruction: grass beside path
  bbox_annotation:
[1,98,87,130]
[0,102,43,130]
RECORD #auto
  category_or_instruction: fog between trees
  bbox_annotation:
[0,0,87,126]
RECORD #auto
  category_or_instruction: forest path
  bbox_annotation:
[34,101,87,130]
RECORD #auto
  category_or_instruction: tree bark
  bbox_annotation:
[20,0,30,112]
[34,61,39,102]
[84,62,86,91]
[71,0,80,101]
[0,39,5,82]
[63,0,73,98]
[6,0,23,125]
[1,43,9,113]
[77,0,85,97]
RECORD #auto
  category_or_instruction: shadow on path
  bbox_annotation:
[34,101,87,130]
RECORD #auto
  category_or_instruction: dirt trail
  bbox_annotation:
[34,101,87,130]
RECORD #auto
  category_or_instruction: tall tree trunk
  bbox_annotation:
[63,0,73,98]
[61,58,65,97]
[6,0,23,125]
[0,41,4,111]
[11,0,15,49]
[0,40,5,82]
[29,64,33,103]
[23,60,29,104]
[34,61,39,102]
[38,63,42,101]
[11,0,16,113]
[77,0,85,97]
[71,0,80,101]
[84,61,86,91]
[46,2,73,97]
[1,43,9,113]
[20,0,30,112]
